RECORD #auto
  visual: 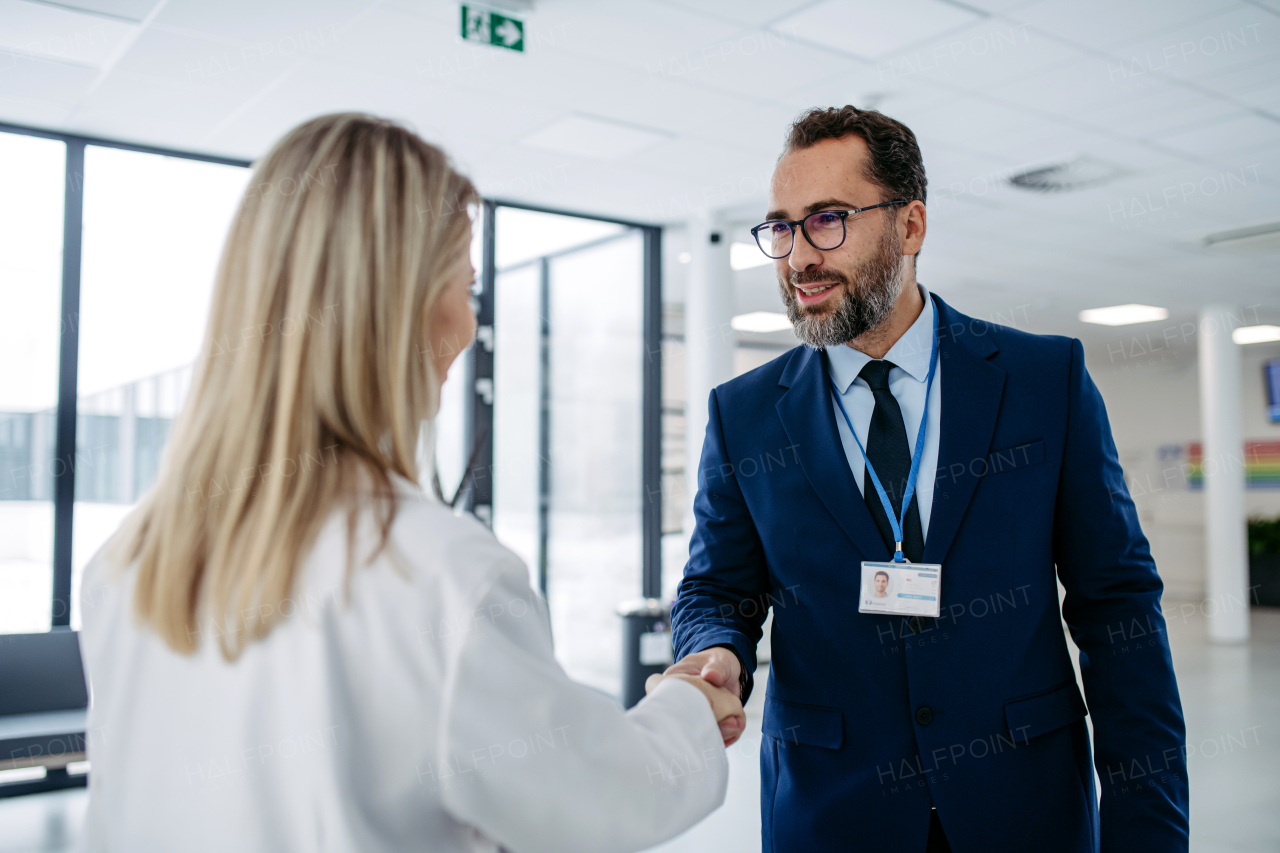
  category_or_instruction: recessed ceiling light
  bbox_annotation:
[730,242,772,271]
[520,114,673,161]
[677,252,691,264]
[1078,304,1169,326]
[771,0,979,59]
[1233,325,1280,345]
[731,312,792,333]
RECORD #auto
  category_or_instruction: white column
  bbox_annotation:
[1198,305,1249,644]
[684,214,734,537]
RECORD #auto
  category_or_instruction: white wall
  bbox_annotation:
[1086,335,1280,600]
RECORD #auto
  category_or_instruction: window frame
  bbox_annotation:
[0,120,253,630]
[462,199,664,600]
[0,124,667,627]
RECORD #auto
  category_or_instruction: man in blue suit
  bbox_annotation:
[665,106,1188,852]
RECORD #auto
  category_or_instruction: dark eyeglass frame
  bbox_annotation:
[750,200,909,260]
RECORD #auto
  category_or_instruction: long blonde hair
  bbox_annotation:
[122,113,477,659]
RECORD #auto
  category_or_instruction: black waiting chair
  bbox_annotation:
[0,629,90,797]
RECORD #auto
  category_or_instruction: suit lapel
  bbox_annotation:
[776,346,890,561]
[923,296,1006,565]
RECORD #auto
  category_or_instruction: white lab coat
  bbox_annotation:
[78,476,726,852]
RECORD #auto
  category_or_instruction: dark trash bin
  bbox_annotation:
[617,598,672,709]
[1250,553,1280,607]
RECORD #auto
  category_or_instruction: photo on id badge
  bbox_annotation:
[858,561,942,616]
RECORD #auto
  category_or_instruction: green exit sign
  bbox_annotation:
[461,5,525,52]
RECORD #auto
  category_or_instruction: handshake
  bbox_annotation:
[644,646,747,747]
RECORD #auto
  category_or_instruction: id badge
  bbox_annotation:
[858,561,943,618]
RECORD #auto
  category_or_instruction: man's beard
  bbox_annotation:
[779,218,906,349]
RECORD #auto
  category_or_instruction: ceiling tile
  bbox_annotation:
[590,75,796,157]
[525,0,743,78]
[984,53,1256,153]
[983,55,1136,114]
[1009,0,1239,51]
[71,70,245,144]
[953,0,1043,11]
[874,15,1083,94]
[52,0,156,22]
[771,0,983,60]
[1081,83,1242,140]
[0,0,138,68]
[1158,111,1280,160]
[520,114,674,161]
[1234,79,1280,113]
[776,66,953,121]
[626,136,770,190]
[1105,6,1280,88]
[154,0,373,43]
[195,88,330,158]
[203,58,559,160]
[650,0,815,29]
[662,24,871,102]
[1087,163,1269,241]
[0,0,1272,334]
[114,26,300,98]
[259,59,424,119]
[0,96,73,127]
[325,8,636,118]
[1197,50,1280,100]
[904,94,1081,161]
[0,50,97,106]
[308,6,470,82]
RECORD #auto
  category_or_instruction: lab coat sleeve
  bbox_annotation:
[437,558,728,853]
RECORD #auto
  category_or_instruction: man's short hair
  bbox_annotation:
[783,106,927,207]
[874,571,889,581]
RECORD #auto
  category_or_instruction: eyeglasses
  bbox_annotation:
[750,201,909,260]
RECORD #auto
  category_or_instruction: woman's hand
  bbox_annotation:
[645,672,747,747]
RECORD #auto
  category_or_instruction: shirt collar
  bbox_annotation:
[826,284,934,394]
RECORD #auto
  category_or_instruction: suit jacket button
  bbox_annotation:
[908,616,923,634]
[915,706,934,726]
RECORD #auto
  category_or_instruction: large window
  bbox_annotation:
[486,205,660,696]
[0,126,666,707]
[70,146,250,628]
[0,126,251,636]
[0,131,65,634]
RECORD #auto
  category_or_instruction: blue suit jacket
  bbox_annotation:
[673,294,1188,852]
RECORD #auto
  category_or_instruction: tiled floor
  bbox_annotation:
[3,605,1277,853]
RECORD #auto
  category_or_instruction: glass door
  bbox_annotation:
[482,205,657,696]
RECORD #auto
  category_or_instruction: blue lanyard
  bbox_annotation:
[827,309,939,563]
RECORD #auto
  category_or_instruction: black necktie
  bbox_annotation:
[858,360,924,562]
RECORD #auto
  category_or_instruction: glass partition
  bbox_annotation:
[430,224,484,503]
[546,231,645,694]
[490,206,645,695]
[0,125,663,704]
[0,131,65,634]
[72,146,250,628]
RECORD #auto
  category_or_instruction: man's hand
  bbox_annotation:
[645,672,746,746]
[648,647,745,746]
[664,647,743,699]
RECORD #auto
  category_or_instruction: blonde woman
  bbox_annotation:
[78,113,744,853]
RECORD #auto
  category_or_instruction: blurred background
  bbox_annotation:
[0,0,1277,850]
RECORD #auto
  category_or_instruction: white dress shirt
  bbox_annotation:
[79,476,726,853]
[825,284,942,539]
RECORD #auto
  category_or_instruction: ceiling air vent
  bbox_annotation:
[1008,156,1125,193]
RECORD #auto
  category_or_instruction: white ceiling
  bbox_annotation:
[2,0,1278,341]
